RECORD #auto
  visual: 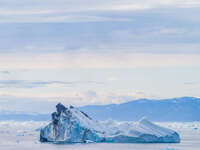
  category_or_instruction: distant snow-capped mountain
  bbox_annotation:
[80,97,200,122]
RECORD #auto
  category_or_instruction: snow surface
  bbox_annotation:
[40,103,180,143]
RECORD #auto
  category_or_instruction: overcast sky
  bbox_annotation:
[0,0,200,110]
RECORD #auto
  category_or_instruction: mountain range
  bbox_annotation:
[0,97,199,122]
[80,97,200,122]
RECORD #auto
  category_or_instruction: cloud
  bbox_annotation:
[0,13,131,23]
[184,81,199,85]
[183,81,200,91]
[0,80,72,88]
[0,0,200,23]
[107,77,119,81]
[0,80,104,88]
[0,70,10,74]
[1,16,199,54]
[0,5,200,55]
[0,89,159,110]
[0,0,199,109]
[158,28,187,35]
[0,51,200,70]
[184,81,200,87]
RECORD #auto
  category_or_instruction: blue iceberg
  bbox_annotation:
[40,103,180,143]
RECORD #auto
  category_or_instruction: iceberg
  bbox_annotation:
[40,103,180,143]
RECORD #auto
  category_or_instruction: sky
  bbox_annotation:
[0,0,200,111]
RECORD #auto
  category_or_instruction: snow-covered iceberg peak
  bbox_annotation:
[40,103,180,143]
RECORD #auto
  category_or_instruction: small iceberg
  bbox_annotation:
[40,103,180,143]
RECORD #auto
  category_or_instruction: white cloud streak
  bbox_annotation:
[0,51,200,69]
[0,0,200,23]
[0,80,104,89]
[0,89,158,106]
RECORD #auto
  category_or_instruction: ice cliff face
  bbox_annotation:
[40,103,180,143]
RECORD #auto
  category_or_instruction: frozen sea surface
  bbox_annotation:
[0,121,199,150]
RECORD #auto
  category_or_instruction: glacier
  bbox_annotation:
[40,103,180,143]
